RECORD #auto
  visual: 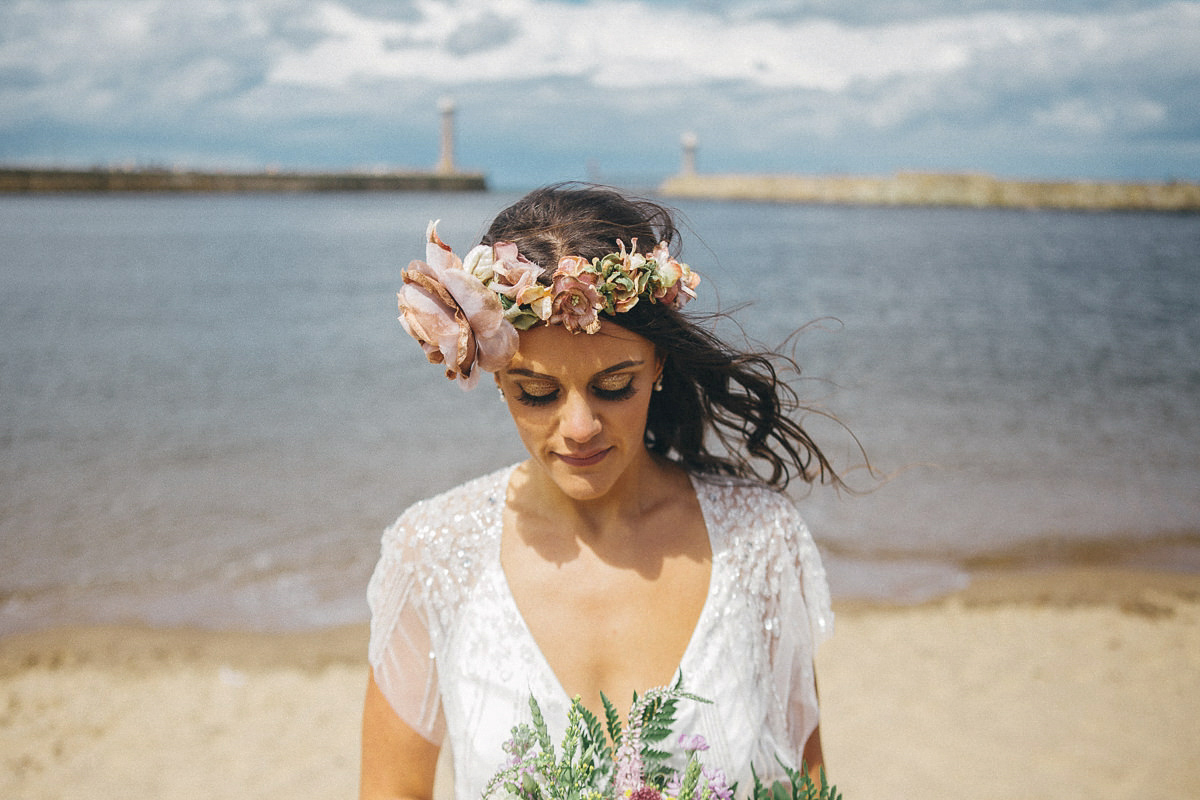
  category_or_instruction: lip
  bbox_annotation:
[555,447,612,468]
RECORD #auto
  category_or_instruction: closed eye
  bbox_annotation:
[515,380,559,407]
[593,375,636,401]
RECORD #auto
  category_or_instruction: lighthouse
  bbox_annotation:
[680,132,698,176]
[436,97,456,174]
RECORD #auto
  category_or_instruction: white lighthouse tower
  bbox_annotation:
[436,97,456,175]
[680,131,698,176]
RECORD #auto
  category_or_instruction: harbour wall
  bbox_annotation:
[660,172,1200,212]
[0,167,487,194]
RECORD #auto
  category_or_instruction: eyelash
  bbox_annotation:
[515,378,637,407]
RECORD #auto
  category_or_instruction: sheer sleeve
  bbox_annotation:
[767,493,834,762]
[367,509,446,744]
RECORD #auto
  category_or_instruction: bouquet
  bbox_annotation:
[482,677,841,800]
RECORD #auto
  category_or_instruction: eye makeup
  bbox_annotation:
[515,385,559,407]
[592,374,636,401]
[506,359,647,408]
[512,373,639,407]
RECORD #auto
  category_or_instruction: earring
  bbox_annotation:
[497,386,505,400]
[653,376,664,392]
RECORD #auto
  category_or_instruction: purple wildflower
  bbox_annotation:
[702,768,733,800]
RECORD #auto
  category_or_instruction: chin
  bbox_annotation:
[543,458,625,501]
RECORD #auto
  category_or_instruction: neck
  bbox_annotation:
[516,451,681,544]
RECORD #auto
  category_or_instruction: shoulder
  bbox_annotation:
[695,474,834,643]
[381,464,513,561]
[693,474,821,586]
[692,473,807,537]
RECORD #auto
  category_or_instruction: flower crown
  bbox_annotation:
[398,221,700,389]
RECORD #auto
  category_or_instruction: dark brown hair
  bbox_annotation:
[482,183,843,490]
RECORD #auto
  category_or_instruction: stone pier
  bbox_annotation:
[660,171,1200,212]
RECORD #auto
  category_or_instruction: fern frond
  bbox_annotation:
[577,703,612,768]
[601,692,622,747]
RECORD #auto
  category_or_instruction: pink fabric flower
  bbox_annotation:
[555,255,591,278]
[654,280,680,307]
[549,259,602,334]
[645,241,699,309]
[489,241,545,304]
[397,222,518,389]
[654,263,699,309]
[672,266,701,309]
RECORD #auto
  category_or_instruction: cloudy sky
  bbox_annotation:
[2,0,1198,188]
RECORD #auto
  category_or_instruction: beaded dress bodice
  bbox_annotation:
[367,465,832,800]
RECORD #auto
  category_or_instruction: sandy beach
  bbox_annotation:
[2,568,1197,800]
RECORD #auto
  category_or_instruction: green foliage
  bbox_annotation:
[529,694,553,755]
[577,702,612,769]
[629,676,709,788]
[750,758,842,800]
[601,692,622,748]
[677,754,704,800]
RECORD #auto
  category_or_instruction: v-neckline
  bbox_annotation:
[493,467,718,709]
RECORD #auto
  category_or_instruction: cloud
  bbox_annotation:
[263,1,999,92]
[1,0,1198,182]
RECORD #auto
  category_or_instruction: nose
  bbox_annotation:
[559,389,602,443]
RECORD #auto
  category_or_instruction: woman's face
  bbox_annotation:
[495,321,662,503]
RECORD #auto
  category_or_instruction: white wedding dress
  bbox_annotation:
[368,465,833,800]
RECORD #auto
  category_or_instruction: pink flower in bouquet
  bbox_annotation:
[677,733,709,753]
[397,222,518,389]
[629,788,663,800]
[613,733,645,794]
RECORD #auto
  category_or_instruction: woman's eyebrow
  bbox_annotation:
[505,359,644,380]
[595,360,644,376]
[505,368,552,379]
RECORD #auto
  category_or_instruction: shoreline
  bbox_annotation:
[5,566,1192,654]
[3,566,1198,799]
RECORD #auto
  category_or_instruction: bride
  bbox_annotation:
[361,184,843,800]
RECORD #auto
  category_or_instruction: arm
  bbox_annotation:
[801,669,826,786]
[802,722,825,785]
[772,493,833,787]
[360,671,442,800]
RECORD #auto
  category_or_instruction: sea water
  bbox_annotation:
[2,193,1198,633]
